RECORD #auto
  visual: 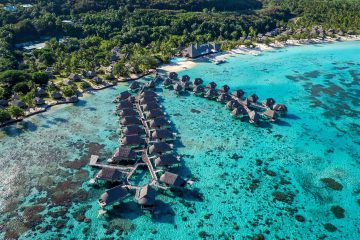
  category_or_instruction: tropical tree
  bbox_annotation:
[7,106,25,119]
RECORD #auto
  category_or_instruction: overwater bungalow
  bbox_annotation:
[139,95,157,105]
[160,172,186,187]
[51,91,62,100]
[116,100,134,110]
[128,81,141,92]
[122,125,145,136]
[148,142,172,155]
[120,116,142,126]
[226,100,240,110]
[142,102,160,112]
[148,118,171,129]
[11,99,27,109]
[118,108,138,118]
[262,109,277,122]
[193,85,205,96]
[248,110,260,124]
[93,167,126,183]
[217,93,232,103]
[140,90,158,98]
[135,184,156,209]
[169,72,178,80]
[145,109,165,119]
[219,85,230,93]
[154,154,180,167]
[145,80,156,88]
[262,98,276,108]
[231,90,245,99]
[108,146,137,164]
[206,82,217,89]
[99,185,128,208]
[34,97,45,106]
[205,89,218,100]
[231,106,247,118]
[173,83,183,95]
[120,135,145,147]
[113,91,131,103]
[162,78,173,88]
[247,94,259,103]
[192,78,204,86]
[273,104,288,116]
[68,73,81,81]
[181,75,190,83]
[151,129,176,142]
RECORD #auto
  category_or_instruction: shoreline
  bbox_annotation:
[1,36,359,129]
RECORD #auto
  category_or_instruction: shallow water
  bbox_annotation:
[1,41,360,239]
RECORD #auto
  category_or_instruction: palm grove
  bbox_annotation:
[1,0,360,123]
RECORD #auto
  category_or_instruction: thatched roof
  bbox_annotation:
[169,72,178,79]
[117,100,133,110]
[219,85,230,93]
[119,108,137,117]
[63,79,74,86]
[217,93,232,102]
[112,146,137,161]
[231,89,245,98]
[148,118,170,129]
[192,78,203,86]
[193,85,205,93]
[206,82,217,89]
[121,116,141,126]
[151,129,174,140]
[142,102,160,112]
[160,172,186,187]
[122,125,145,136]
[263,109,277,119]
[247,94,259,103]
[154,154,179,167]
[273,104,288,112]
[36,87,47,96]
[181,75,190,82]
[11,99,27,108]
[137,184,156,206]
[146,109,164,119]
[248,110,260,122]
[129,81,140,90]
[118,91,132,101]
[139,95,157,105]
[140,90,157,98]
[100,186,128,206]
[205,89,218,98]
[148,142,172,155]
[121,135,145,146]
[93,76,102,84]
[173,83,183,92]
[226,100,240,110]
[34,97,45,105]
[68,73,81,81]
[97,167,125,181]
[145,80,156,88]
[51,91,62,99]
[162,78,173,86]
[262,98,276,107]
[231,106,247,116]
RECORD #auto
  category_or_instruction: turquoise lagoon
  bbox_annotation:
[0,41,359,239]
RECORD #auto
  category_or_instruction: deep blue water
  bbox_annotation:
[0,41,359,239]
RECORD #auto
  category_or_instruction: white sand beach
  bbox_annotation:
[159,35,360,72]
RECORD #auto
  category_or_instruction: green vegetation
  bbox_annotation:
[0,0,359,123]
[7,106,25,119]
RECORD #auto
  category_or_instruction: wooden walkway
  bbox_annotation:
[89,155,134,172]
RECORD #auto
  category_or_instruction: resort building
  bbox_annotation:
[160,172,186,187]
[99,186,128,208]
[135,184,156,208]
[182,43,221,58]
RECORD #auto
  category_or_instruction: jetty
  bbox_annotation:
[89,83,187,210]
